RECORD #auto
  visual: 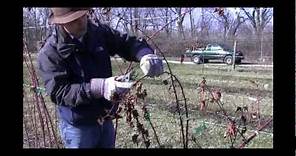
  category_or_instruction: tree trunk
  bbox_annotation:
[129,8,134,35]
[200,8,208,39]
[165,8,170,38]
[189,8,195,38]
[133,8,139,36]
[121,8,130,34]
[142,9,148,31]
[176,8,185,39]
[33,8,39,52]
[169,10,173,36]
[242,7,272,62]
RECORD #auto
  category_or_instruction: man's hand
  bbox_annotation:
[90,75,134,101]
[140,54,164,77]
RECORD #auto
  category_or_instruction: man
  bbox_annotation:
[37,8,163,148]
[180,54,185,64]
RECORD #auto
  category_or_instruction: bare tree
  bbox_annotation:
[189,8,195,38]
[117,8,131,33]
[172,8,186,39]
[133,8,140,36]
[210,8,246,42]
[23,8,43,52]
[93,7,113,26]
[228,8,247,40]
[150,8,159,31]
[159,8,173,38]
[128,8,135,34]
[241,7,273,61]
[198,8,212,40]
[38,8,51,40]
[141,8,150,31]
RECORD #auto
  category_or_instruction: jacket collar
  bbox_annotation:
[50,20,103,60]
[54,22,90,59]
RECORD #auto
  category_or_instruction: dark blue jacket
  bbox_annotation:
[37,20,153,125]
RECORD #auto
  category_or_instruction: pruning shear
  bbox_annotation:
[115,71,135,89]
[115,71,132,82]
[122,71,132,82]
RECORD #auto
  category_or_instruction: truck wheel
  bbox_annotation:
[192,55,202,64]
[224,56,233,65]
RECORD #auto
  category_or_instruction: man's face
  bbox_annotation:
[62,14,88,38]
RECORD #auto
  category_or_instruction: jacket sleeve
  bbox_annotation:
[37,45,97,107]
[100,24,154,62]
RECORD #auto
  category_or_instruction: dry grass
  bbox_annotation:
[23,59,273,148]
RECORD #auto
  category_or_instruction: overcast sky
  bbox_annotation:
[24,7,273,32]
[182,8,273,30]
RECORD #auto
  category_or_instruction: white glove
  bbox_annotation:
[91,75,135,101]
[140,54,164,77]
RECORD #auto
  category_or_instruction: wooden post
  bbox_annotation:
[260,32,263,62]
[232,40,237,70]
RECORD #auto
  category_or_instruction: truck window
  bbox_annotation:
[206,45,212,50]
[212,46,223,51]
